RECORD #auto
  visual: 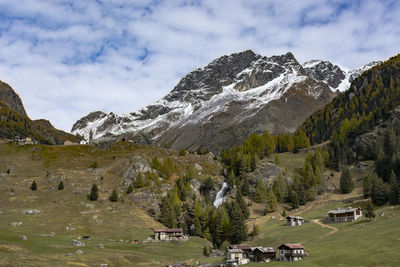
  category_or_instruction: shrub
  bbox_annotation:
[58,181,64,190]
[109,188,118,202]
[89,184,99,201]
[31,180,37,191]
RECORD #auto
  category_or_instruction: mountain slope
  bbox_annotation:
[72,51,378,151]
[299,53,400,145]
[0,81,80,144]
[0,80,27,116]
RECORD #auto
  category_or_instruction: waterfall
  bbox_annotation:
[213,182,230,208]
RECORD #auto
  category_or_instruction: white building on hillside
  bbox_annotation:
[328,207,362,222]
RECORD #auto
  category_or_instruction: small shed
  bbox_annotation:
[286,216,305,226]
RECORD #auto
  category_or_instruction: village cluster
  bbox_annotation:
[155,207,362,265]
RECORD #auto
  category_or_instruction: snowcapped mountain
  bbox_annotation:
[71,50,380,151]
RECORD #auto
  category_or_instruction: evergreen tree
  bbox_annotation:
[159,197,177,228]
[230,203,247,244]
[57,180,64,190]
[109,188,118,202]
[371,175,389,206]
[389,171,399,204]
[241,175,250,196]
[254,180,267,203]
[236,190,249,219]
[30,180,37,191]
[340,166,354,194]
[264,190,277,214]
[363,173,374,198]
[281,209,287,218]
[272,174,288,203]
[134,173,145,188]
[89,184,98,201]
[290,190,299,209]
[365,199,375,218]
[126,184,133,194]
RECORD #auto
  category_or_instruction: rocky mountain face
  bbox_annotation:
[0,80,79,144]
[72,50,379,152]
[0,80,28,116]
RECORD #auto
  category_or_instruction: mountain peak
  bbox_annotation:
[0,79,28,116]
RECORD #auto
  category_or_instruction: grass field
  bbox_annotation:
[1,142,399,266]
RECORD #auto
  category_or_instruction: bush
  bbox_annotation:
[89,161,98,169]
[179,149,186,156]
[203,246,210,257]
[58,181,64,190]
[109,188,118,202]
[30,180,37,191]
[126,184,133,194]
[89,184,99,201]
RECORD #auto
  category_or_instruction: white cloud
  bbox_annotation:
[0,0,399,132]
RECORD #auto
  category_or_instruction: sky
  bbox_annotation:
[0,0,399,132]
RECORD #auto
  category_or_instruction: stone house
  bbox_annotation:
[286,216,305,226]
[153,228,185,241]
[226,248,249,266]
[249,247,276,262]
[328,207,362,223]
[278,243,307,262]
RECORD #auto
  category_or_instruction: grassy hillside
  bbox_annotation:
[0,142,219,266]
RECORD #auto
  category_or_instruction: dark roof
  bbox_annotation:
[278,243,305,250]
[286,216,304,220]
[328,207,361,215]
[251,247,275,253]
[153,228,183,233]
[228,244,251,250]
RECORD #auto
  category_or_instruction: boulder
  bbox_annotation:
[20,235,27,240]
[21,209,40,215]
[75,249,84,255]
[10,222,22,226]
[72,239,85,247]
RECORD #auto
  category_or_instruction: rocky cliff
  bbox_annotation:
[72,50,379,151]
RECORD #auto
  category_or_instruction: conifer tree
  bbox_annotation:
[159,197,177,228]
[389,171,399,205]
[58,180,64,190]
[254,180,267,203]
[365,199,375,218]
[236,190,249,219]
[264,190,277,214]
[109,188,118,202]
[340,166,354,193]
[126,184,133,194]
[371,175,389,206]
[89,184,99,201]
[290,190,299,209]
[241,175,250,196]
[31,180,37,191]
[230,203,247,244]
[134,173,145,188]
[363,173,374,198]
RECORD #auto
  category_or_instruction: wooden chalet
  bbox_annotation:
[278,243,307,262]
[153,228,184,240]
[328,207,362,222]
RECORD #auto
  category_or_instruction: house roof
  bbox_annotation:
[328,207,360,214]
[279,243,305,250]
[251,247,275,253]
[227,249,244,253]
[229,244,251,250]
[286,216,304,220]
[153,228,183,233]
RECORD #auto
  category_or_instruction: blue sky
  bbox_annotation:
[0,0,399,131]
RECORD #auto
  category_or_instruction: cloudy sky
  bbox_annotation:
[0,0,399,132]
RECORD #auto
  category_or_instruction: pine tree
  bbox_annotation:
[241,175,250,196]
[89,184,99,201]
[159,197,177,228]
[290,190,299,209]
[389,171,399,204]
[30,180,37,191]
[126,184,133,194]
[372,175,389,206]
[109,188,118,202]
[254,180,266,203]
[264,190,277,214]
[363,173,374,198]
[230,203,247,244]
[281,209,287,218]
[365,199,375,218]
[236,190,249,219]
[340,166,354,194]
[134,173,145,188]
[57,180,64,190]
[272,174,287,203]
